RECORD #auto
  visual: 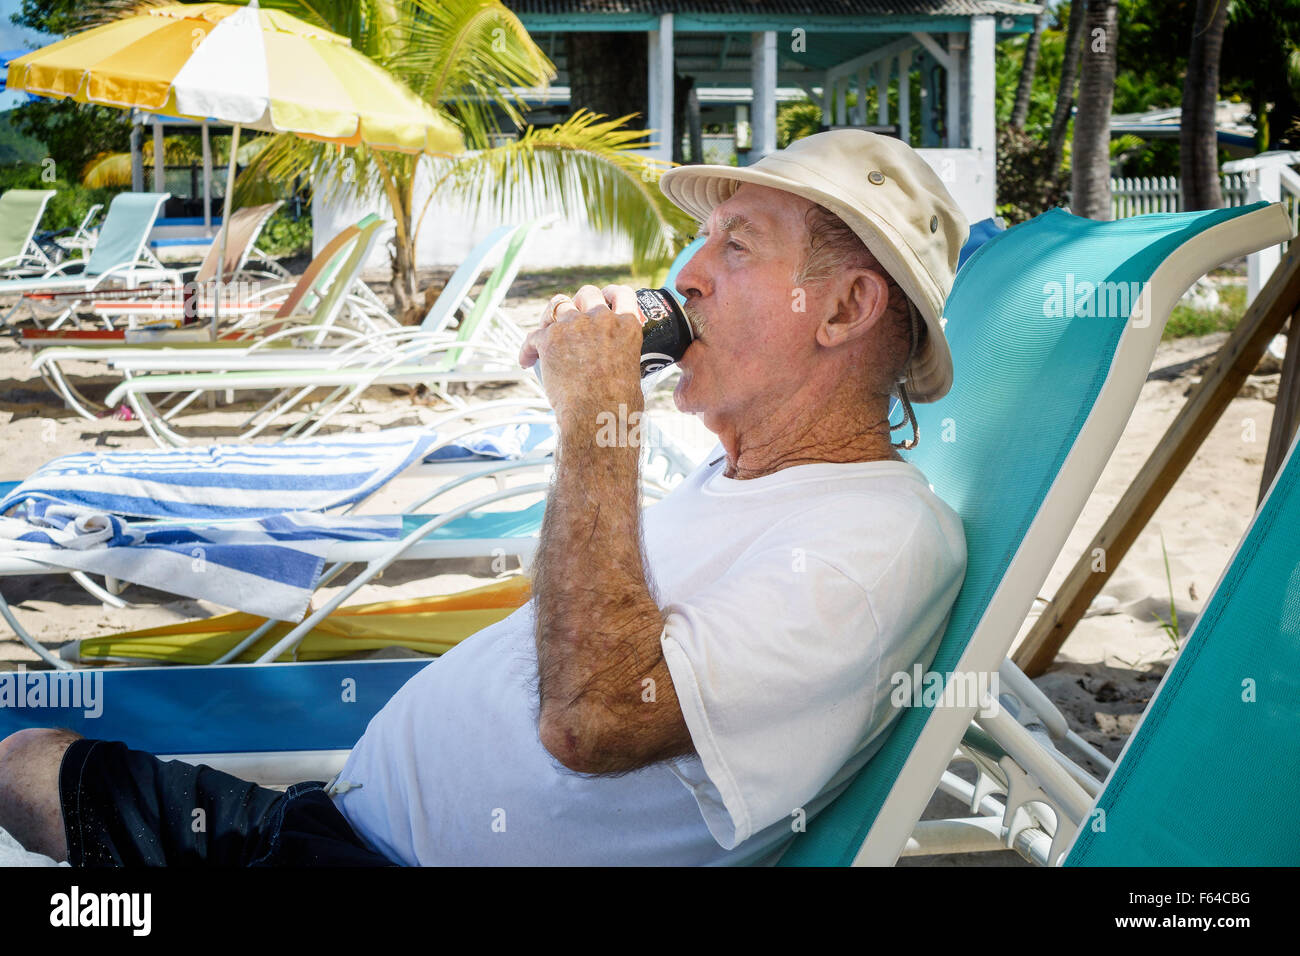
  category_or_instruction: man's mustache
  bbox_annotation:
[682,302,707,338]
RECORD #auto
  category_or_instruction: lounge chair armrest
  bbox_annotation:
[88,261,182,290]
[37,259,89,279]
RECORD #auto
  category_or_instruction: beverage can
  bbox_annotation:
[635,288,694,377]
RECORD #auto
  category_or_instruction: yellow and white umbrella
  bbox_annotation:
[5,0,462,153]
[6,0,462,329]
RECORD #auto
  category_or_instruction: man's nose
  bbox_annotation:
[673,238,711,301]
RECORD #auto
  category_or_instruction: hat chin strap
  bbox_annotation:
[891,381,919,450]
[890,301,922,450]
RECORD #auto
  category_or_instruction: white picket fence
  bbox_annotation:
[1111,157,1300,303]
[1110,173,1250,217]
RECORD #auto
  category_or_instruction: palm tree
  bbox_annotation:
[1071,0,1118,220]
[1047,0,1088,175]
[235,0,693,320]
[1010,11,1048,130]
[1180,0,1230,210]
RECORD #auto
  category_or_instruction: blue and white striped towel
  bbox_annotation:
[0,502,400,621]
[422,422,555,462]
[0,428,445,521]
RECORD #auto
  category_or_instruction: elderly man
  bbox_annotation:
[0,130,967,866]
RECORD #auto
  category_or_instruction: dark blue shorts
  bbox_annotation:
[58,738,395,867]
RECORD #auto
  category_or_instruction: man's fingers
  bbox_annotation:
[526,284,642,368]
[570,285,608,315]
[519,328,543,368]
[602,284,639,319]
[542,294,572,329]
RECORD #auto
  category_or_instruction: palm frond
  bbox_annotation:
[233,129,399,209]
[388,0,554,146]
[81,152,133,188]
[80,136,209,187]
[438,110,695,272]
[79,0,174,31]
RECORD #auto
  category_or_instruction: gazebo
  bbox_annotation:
[505,0,1043,223]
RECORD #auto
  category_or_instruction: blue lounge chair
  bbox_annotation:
[776,200,1293,866]
[1063,431,1300,865]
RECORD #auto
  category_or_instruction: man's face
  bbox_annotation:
[672,184,822,433]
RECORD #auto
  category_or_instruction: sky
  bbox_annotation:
[1,0,47,111]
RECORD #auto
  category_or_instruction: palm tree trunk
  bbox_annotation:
[1048,0,1088,173]
[374,152,420,322]
[1180,0,1230,210]
[1011,12,1048,130]
[1071,0,1118,220]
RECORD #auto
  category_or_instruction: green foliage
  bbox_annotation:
[1152,531,1182,652]
[0,163,116,232]
[1164,282,1247,339]
[777,100,822,148]
[994,20,1063,137]
[0,110,45,165]
[7,99,132,181]
[1224,0,1300,150]
[257,208,314,257]
[438,110,694,273]
[9,0,89,35]
[996,126,1067,224]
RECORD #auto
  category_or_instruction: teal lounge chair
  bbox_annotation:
[1062,430,1300,865]
[777,200,1294,867]
[0,192,176,331]
[0,189,57,276]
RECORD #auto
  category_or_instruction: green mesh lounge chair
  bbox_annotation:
[777,200,1294,867]
[0,188,57,276]
[0,191,175,331]
[26,215,387,422]
[93,218,558,446]
[1063,430,1300,866]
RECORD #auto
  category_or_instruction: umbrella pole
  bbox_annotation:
[213,122,240,341]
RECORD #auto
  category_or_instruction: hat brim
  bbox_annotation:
[660,163,953,403]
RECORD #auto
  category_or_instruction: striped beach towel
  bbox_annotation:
[0,428,445,521]
[0,502,400,621]
[422,422,555,462]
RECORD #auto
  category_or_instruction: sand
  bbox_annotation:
[0,269,1283,864]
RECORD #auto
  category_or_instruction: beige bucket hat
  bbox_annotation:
[659,129,969,403]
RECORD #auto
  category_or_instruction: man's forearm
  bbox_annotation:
[532,416,691,774]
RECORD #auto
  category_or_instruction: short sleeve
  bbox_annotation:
[660,542,892,849]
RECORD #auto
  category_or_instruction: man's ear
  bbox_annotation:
[815,268,890,348]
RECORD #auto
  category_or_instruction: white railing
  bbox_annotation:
[1110,172,1250,217]
[1222,151,1300,302]
[1112,156,1299,303]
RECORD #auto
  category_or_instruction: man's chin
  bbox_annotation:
[671,368,696,413]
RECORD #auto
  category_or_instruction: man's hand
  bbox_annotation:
[519,285,644,425]
[526,286,693,775]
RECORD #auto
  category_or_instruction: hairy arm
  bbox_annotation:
[525,288,694,775]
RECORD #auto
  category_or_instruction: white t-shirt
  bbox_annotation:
[332,453,966,865]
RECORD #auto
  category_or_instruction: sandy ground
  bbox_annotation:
[0,268,1284,864]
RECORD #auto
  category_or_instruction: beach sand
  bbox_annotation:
[0,271,1282,864]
